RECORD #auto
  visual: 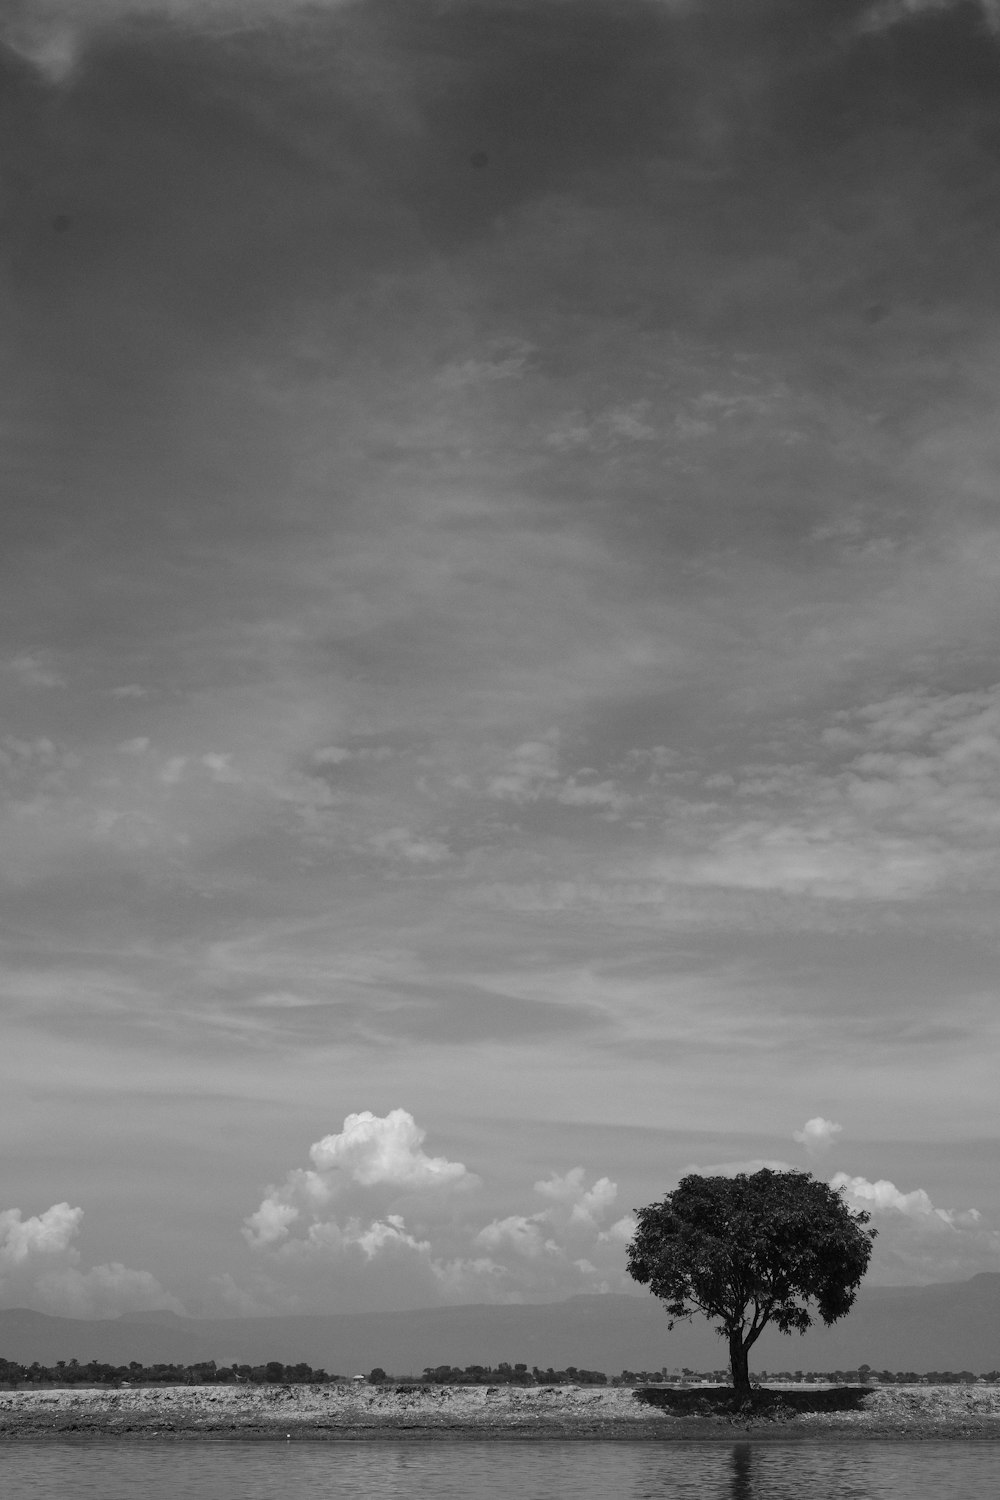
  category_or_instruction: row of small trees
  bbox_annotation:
[0,1358,333,1387]
[396,1363,608,1385]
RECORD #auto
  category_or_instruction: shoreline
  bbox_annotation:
[3,1383,1000,1441]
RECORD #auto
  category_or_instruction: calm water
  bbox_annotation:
[1,1440,999,1498]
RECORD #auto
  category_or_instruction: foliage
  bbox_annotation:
[420,1363,606,1385]
[0,1357,332,1387]
[626,1169,876,1399]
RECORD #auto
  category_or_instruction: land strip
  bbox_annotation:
[3,1383,1000,1440]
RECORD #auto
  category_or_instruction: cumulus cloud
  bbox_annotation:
[237,1117,631,1311]
[243,1109,476,1249]
[831,1172,1000,1284]
[0,1203,182,1316]
[308,1110,473,1191]
[471,1166,627,1295]
[476,1214,558,1261]
[0,1203,81,1266]
[793,1117,842,1157]
[534,1167,618,1227]
[831,1172,979,1225]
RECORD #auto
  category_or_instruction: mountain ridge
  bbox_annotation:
[2,1276,1000,1374]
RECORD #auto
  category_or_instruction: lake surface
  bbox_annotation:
[1,1439,998,1498]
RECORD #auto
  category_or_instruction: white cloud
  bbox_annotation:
[0,1204,81,1266]
[793,1117,842,1157]
[474,1167,623,1281]
[831,1172,973,1223]
[831,1172,1000,1285]
[475,1215,557,1260]
[600,1214,637,1245]
[237,1126,631,1310]
[243,1197,300,1248]
[534,1167,618,1227]
[0,1202,182,1316]
[307,1109,473,1191]
[243,1110,476,1250]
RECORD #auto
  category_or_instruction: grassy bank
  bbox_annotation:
[3,1382,1000,1440]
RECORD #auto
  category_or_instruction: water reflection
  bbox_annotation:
[0,1438,995,1499]
[728,1442,753,1498]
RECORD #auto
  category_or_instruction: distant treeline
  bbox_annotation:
[632,1366,1000,1386]
[406,1363,608,1385]
[0,1358,333,1387]
[3,1356,1000,1389]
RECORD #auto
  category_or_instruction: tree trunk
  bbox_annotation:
[729,1329,751,1403]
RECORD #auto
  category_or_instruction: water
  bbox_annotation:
[2,1439,999,1498]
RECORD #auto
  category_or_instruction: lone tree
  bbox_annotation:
[626,1169,876,1402]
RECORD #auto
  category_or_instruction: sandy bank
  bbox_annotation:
[2,1383,1000,1440]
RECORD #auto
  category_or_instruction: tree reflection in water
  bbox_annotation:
[729,1442,753,1498]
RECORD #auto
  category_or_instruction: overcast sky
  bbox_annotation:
[2,0,1000,1319]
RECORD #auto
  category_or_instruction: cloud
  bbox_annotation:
[33,1264,184,1319]
[645,682,1000,904]
[488,738,561,804]
[475,1214,558,1261]
[487,737,629,816]
[793,1117,843,1157]
[831,1172,1000,1285]
[831,1172,976,1224]
[471,1166,626,1291]
[2,15,80,83]
[0,1203,182,1316]
[3,653,65,690]
[308,1109,473,1191]
[243,1109,476,1249]
[859,0,1000,34]
[237,1118,631,1311]
[534,1166,618,1227]
[0,1203,80,1266]
[369,827,451,864]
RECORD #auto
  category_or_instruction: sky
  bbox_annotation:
[2,0,1000,1320]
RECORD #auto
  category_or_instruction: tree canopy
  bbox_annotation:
[626,1169,876,1400]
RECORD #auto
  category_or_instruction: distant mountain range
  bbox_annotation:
[3,1275,1000,1376]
